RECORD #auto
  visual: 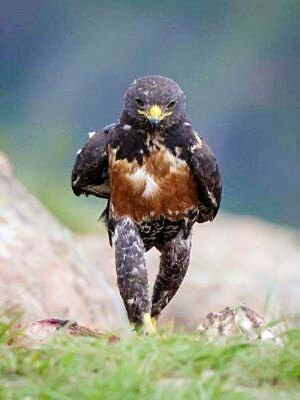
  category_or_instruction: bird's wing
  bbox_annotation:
[71,124,115,198]
[187,131,222,221]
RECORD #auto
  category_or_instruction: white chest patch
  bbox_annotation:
[129,168,159,198]
[130,168,146,183]
[142,174,159,198]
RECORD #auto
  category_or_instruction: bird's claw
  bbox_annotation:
[143,313,156,335]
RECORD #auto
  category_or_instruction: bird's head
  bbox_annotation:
[123,75,186,128]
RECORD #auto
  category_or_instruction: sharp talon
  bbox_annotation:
[143,313,156,335]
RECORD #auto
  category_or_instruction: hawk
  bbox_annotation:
[72,76,222,334]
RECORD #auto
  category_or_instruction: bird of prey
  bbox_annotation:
[72,76,222,334]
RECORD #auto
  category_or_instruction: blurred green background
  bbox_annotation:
[1,0,299,232]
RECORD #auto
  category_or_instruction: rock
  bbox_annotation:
[198,305,282,344]
[0,151,125,330]
[0,151,13,177]
[7,318,120,348]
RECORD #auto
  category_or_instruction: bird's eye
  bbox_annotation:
[135,98,144,108]
[167,100,177,110]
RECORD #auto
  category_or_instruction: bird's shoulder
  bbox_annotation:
[71,123,116,197]
[74,123,115,161]
[163,121,204,158]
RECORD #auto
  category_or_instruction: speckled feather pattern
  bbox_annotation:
[151,231,192,318]
[114,218,150,324]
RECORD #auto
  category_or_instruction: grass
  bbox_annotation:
[0,318,299,400]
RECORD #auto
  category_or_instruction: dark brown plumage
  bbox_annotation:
[72,75,222,332]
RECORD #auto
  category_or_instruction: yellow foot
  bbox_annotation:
[143,313,156,335]
[151,316,157,329]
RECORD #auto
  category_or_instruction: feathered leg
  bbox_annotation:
[114,217,155,333]
[151,231,192,321]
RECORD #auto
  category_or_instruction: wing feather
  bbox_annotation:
[71,127,113,198]
[187,132,222,221]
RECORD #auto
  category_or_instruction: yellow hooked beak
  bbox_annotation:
[138,104,171,126]
[148,105,162,126]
